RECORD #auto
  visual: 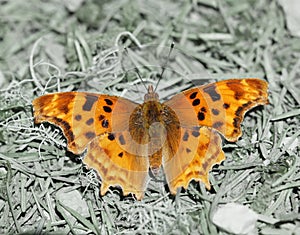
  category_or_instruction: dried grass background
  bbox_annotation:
[0,0,299,234]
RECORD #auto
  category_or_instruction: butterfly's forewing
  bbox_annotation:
[33,92,134,153]
[164,79,268,142]
[33,92,149,199]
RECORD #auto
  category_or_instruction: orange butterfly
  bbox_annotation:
[32,78,268,200]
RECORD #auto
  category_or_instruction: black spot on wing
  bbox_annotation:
[119,135,126,145]
[197,112,205,121]
[83,95,98,111]
[108,133,115,141]
[212,108,220,115]
[183,132,189,141]
[86,118,94,126]
[192,131,200,137]
[192,99,200,106]
[203,84,221,101]
[103,106,112,113]
[85,131,95,139]
[99,114,105,121]
[223,103,230,109]
[201,107,207,112]
[75,114,82,121]
[189,91,198,99]
[104,98,113,106]
[102,119,109,128]
[212,121,224,129]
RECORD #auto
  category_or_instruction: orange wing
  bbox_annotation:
[164,78,268,141]
[163,78,268,193]
[33,92,149,199]
[84,133,150,200]
[163,126,225,193]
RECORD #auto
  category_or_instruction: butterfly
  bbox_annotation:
[32,78,268,200]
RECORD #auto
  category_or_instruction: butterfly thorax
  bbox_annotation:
[129,85,182,174]
[129,97,165,170]
[129,86,170,171]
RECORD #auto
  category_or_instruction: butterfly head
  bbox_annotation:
[144,85,159,101]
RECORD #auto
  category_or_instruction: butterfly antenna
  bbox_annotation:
[123,47,148,91]
[154,42,175,92]
[135,67,148,91]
